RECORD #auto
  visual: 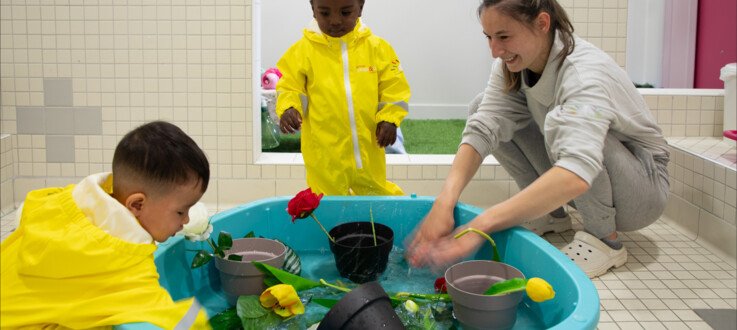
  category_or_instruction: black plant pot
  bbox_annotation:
[317,281,405,330]
[328,221,394,284]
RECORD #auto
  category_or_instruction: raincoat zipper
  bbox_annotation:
[341,40,363,169]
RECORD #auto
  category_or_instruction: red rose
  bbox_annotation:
[434,276,447,293]
[287,188,323,222]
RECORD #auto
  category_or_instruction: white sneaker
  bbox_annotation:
[521,214,572,236]
[561,231,628,278]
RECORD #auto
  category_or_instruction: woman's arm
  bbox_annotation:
[472,166,588,234]
[406,144,483,265]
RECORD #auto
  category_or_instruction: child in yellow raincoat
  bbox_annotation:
[277,0,411,196]
[1,121,211,329]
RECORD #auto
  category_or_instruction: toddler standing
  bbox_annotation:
[277,0,410,195]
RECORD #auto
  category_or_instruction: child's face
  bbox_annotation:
[480,7,551,74]
[311,0,363,38]
[135,180,205,242]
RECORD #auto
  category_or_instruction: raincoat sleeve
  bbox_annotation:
[275,42,308,118]
[375,41,410,127]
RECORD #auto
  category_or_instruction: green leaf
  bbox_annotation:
[483,277,527,296]
[191,250,213,269]
[227,254,243,261]
[244,231,255,238]
[242,311,282,330]
[208,307,241,330]
[218,231,234,251]
[312,298,339,308]
[263,275,281,288]
[237,295,269,319]
[253,262,321,292]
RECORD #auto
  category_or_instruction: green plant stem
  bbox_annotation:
[207,238,223,257]
[454,227,501,262]
[370,207,377,246]
[310,214,335,243]
[393,291,452,302]
[319,279,351,293]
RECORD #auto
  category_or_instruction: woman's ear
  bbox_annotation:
[536,12,551,33]
[125,192,147,217]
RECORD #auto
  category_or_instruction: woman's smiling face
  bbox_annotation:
[311,0,363,38]
[480,6,552,74]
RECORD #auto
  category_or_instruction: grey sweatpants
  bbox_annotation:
[469,94,670,238]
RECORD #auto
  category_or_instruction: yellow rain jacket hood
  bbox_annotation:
[0,175,210,329]
[276,19,410,195]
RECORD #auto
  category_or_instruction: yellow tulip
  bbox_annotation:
[526,277,555,302]
[259,284,305,317]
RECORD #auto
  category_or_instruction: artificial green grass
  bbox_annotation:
[264,132,301,153]
[262,119,466,154]
[401,119,466,154]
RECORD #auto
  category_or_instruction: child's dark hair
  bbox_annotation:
[478,0,575,92]
[310,0,365,7]
[113,121,209,194]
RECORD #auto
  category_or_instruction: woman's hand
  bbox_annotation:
[419,225,487,270]
[376,121,397,147]
[279,108,302,133]
[405,201,456,267]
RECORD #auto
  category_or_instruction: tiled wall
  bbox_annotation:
[642,92,725,138]
[664,146,737,259]
[0,134,14,215]
[0,0,629,210]
[0,1,252,206]
[560,0,629,67]
[639,90,735,258]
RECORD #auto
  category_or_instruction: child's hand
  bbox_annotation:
[280,108,302,134]
[376,121,397,147]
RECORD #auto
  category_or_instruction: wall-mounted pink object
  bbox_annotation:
[694,0,737,88]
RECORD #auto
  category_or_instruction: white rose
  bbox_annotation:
[179,202,212,241]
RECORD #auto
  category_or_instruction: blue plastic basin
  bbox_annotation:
[116,196,599,329]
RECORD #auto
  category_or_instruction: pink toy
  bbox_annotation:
[724,130,737,141]
[261,68,282,90]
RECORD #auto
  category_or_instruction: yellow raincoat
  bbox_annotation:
[276,19,410,195]
[0,176,210,329]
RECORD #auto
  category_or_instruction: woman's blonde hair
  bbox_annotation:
[478,0,575,92]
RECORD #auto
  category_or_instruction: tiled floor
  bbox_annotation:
[668,136,737,169]
[2,207,735,329]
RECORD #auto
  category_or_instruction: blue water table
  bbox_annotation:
[117,195,599,329]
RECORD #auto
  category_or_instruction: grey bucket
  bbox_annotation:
[445,260,525,330]
[214,238,286,301]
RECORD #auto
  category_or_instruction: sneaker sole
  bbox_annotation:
[586,251,628,278]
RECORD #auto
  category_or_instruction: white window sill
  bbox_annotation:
[255,152,499,166]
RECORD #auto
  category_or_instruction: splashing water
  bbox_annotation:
[209,246,547,329]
